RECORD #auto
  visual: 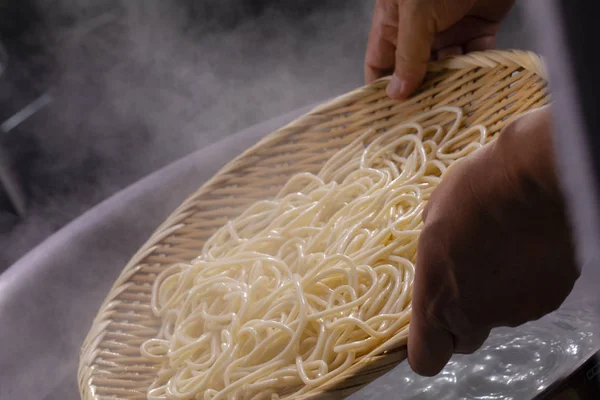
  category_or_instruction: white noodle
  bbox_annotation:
[143,106,489,400]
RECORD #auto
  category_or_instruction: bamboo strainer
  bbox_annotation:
[79,50,549,400]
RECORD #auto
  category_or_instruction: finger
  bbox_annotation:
[494,106,558,198]
[432,16,498,51]
[437,45,463,60]
[469,0,516,23]
[409,227,455,376]
[388,0,482,99]
[387,4,434,100]
[408,310,454,376]
[423,157,470,222]
[422,201,431,222]
[364,1,398,83]
[464,35,495,53]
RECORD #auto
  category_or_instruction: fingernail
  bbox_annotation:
[386,75,404,99]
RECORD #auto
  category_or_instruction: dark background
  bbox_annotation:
[0,0,534,271]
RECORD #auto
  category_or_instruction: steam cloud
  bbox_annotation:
[0,1,533,270]
[0,0,372,269]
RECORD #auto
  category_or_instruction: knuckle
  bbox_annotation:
[496,118,520,153]
[419,219,449,255]
[376,0,400,17]
[421,199,432,221]
[394,52,429,66]
[498,106,551,153]
[422,303,446,330]
[378,24,398,43]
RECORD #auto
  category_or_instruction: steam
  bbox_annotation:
[0,0,534,268]
[0,0,371,269]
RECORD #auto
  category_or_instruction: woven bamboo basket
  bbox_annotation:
[79,50,549,400]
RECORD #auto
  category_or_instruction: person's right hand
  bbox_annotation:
[409,106,580,376]
[365,0,515,99]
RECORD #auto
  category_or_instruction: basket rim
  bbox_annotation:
[78,49,547,400]
[218,50,546,184]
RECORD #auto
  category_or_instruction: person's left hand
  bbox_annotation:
[365,0,515,99]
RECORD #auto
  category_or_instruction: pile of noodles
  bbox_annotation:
[141,106,488,400]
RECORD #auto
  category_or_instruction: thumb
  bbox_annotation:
[386,4,434,100]
[408,228,455,376]
[408,303,454,376]
[387,0,476,100]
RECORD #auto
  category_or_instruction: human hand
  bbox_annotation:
[409,106,580,376]
[365,0,515,99]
